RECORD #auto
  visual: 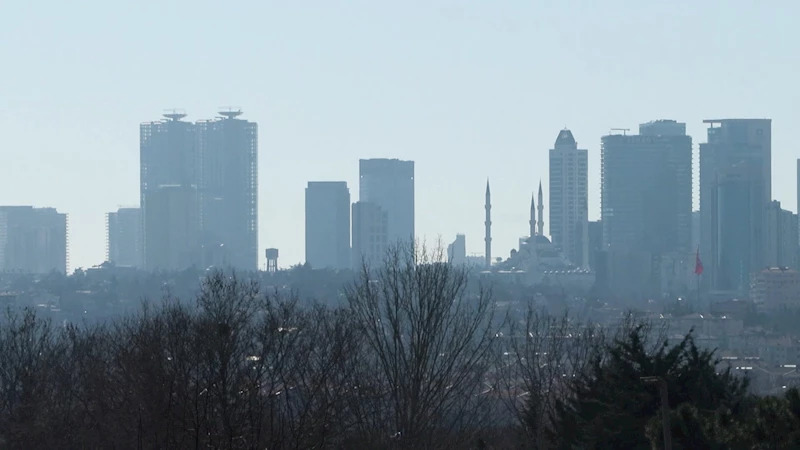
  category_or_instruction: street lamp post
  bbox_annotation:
[641,376,672,450]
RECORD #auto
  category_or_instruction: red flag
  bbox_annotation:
[694,248,703,275]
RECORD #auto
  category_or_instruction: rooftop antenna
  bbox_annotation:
[163,108,187,121]
[218,106,243,119]
[610,128,630,136]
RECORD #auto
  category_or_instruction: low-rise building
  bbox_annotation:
[752,267,800,311]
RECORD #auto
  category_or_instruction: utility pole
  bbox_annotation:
[641,376,672,450]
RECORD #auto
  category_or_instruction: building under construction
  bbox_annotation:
[139,109,258,271]
[196,109,259,271]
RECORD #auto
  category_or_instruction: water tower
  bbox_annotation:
[265,248,279,273]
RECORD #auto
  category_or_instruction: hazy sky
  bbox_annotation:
[2,1,798,270]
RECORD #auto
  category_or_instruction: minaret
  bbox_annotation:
[537,180,545,236]
[485,179,492,268]
[529,192,536,239]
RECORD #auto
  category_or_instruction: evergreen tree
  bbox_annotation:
[547,324,748,449]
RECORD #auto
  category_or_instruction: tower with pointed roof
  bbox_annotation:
[529,192,536,238]
[537,181,544,236]
[549,128,588,265]
[485,180,492,268]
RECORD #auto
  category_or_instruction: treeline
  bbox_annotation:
[1,245,799,449]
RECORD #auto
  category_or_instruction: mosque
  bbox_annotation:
[482,179,594,289]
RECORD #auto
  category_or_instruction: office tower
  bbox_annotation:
[447,234,467,265]
[602,121,692,253]
[485,180,491,268]
[0,206,68,274]
[351,201,388,269]
[358,159,414,248]
[106,207,142,267]
[700,119,771,290]
[140,112,200,270]
[549,129,588,263]
[305,181,351,269]
[711,162,759,292]
[765,200,798,269]
[196,111,258,270]
[797,159,800,243]
[601,121,692,295]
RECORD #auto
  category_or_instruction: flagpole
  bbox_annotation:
[696,270,700,306]
[695,246,702,308]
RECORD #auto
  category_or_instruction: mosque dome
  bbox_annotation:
[535,235,551,245]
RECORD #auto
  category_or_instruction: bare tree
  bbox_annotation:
[344,242,499,448]
[493,308,607,449]
[0,308,58,448]
[189,270,360,449]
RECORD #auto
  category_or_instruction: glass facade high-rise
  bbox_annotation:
[351,201,388,270]
[601,121,692,254]
[712,162,757,292]
[305,181,350,269]
[700,119,771,292]
[600,121,692,296]
[765,200,797,270]
[358,159,414,248]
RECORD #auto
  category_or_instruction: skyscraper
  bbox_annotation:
[700,119,771,290]
[601,121,692,254]
[140,112,200,270]
[351,201,388,269]
[358,159,414,248]
[0,206,68,274]
[765,200,797,270]
[140,110,259,271]
[601,121,692,296]
[196,110,259,270]
[711,162,758,292]
[106,207,142,267]
[549,129,588,264]
[305,181,350,269]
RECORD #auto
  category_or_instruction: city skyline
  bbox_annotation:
[3,115,796,271]
[3,2,799,270]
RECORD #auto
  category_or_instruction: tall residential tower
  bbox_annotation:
[140,112,200,271]
[140,110,259,271]
[196,110,259,270]
[549,129,588,264]
[0,206,68,274]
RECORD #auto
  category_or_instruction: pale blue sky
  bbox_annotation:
[1,1,798,270]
